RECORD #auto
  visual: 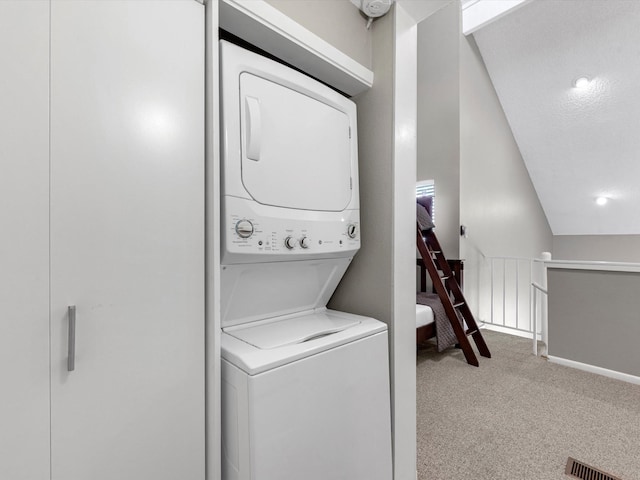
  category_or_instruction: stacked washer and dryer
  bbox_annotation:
[219,41,392,480]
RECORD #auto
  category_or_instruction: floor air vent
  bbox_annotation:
[565,457,622,480]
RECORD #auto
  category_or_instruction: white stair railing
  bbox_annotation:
[478,253,550,355]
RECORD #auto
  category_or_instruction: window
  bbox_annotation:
[416,179,435,222]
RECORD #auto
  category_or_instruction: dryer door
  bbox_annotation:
[240,73,352,212]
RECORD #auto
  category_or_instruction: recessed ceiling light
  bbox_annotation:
[595,196,608,206]
[573,76,591,89]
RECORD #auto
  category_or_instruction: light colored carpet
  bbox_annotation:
[416,330,640,480]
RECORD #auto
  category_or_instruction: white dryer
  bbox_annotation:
[219,41,392,480]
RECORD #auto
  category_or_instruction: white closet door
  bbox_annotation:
[49,2,205,480]
[0,2,51,479]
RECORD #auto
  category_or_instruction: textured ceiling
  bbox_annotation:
[473,0,640,235]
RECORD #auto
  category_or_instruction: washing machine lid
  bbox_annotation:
[239,72,352,212]
[227,312,359,350]
[221,309,388,375]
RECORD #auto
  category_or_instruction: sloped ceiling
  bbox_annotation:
[473,0,640,235]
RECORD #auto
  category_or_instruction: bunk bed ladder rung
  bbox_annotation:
[417,225,491,366]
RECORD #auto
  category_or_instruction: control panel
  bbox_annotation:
[222,197,360,264]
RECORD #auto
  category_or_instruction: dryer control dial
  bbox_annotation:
[347,223,358,239]
[300,236,310,249]
[235,219,254,239]
[284,236,296,250]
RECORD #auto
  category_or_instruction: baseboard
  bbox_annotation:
[482,323,541,341]
[547,355,640,386]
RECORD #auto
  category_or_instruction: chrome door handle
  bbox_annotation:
[68,305,76,372]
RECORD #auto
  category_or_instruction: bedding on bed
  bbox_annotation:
[416,201,434,232]
[416,304,434,328]
[416,292,462,352]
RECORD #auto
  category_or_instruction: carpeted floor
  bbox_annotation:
[416,330,640,480]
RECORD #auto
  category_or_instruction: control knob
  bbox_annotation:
[347,223,358,239]
[284,236,296,250]
[300,236,310,249]
[235,219,254,239]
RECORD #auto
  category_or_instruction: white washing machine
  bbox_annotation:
[219,41,392,480]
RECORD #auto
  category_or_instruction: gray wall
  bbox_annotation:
[265,0,371,69]
[548,267,640,377]
[330,15,393,324]
[417,2,460,259]
[553,235,640,263]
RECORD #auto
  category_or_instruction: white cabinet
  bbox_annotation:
[0,2,51,479]
[1,1,205,479]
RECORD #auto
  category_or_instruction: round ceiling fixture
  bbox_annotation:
[573,76,591,89]
[595,196,608,206]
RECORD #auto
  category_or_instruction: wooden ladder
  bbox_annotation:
[416,225,491,366]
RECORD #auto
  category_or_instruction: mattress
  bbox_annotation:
[416,304,434,328]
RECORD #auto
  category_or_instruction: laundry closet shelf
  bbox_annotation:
[219,0,373,96]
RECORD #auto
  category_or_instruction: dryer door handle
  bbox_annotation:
[245,96,261,161]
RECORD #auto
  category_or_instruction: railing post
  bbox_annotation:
[531,252,551,356]
[532,285,537,355]
[515,259,519,330]
[502,259,506,327]
[529,259,533,334]
[540,252,551,355]
[531,281,548,356]
[490,258,494,326]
